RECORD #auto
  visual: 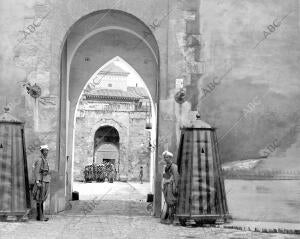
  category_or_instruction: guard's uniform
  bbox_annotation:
[161,163,179,224]
[32,156,51,220]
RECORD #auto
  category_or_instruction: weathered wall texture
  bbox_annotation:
[162,0,300,167]
[0,0,300,221]
[197,0,300,171]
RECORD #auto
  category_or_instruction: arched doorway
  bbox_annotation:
[73,55,156,184]
[93,126,120,173]
[57,9,160,214]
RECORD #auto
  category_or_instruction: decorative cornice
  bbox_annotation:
[99,71,129,76]
[85,94,139,102]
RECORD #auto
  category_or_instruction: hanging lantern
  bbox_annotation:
[145,101,152,130]
[0,107,31,220]
[174,88,186,104]
[175,113,230,225]
[145,117,152,130]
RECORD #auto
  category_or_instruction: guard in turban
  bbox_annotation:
[161,150,179,224]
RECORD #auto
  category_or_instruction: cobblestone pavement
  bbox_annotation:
[0,182,299,239]
[1,214,300,239]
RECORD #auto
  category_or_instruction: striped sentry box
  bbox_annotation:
[176,122,229,222]
[0,108,30,216]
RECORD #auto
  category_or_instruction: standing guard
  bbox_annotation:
[139,166,144,184]
[160,151,179,224]
[32,145,51,221]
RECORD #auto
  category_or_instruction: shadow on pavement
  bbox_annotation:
[62,200,149,216]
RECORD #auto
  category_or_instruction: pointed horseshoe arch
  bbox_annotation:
[56,9,160,214]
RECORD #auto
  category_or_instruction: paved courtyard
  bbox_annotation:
[0,182,299,239]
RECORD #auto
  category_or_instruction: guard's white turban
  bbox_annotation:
[162,150,173,158]
[40,145,49,151]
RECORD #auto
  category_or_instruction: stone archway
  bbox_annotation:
[56,9,161,214]
[93,126,120,165]
[93,126,121,178]
[94,126,120,151]
[73,117,126,181]
[91,120,127,172]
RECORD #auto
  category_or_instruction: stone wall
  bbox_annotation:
[74,110,150,181]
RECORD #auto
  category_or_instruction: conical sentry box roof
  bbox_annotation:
[175,115,230,223]
[0,107,23,124]
[181,113,213,129]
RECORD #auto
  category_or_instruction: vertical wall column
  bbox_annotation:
[50,41,68,214]
[184,0,205,111]
[153,0,205,217]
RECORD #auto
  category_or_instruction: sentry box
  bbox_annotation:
[175,113,230,226]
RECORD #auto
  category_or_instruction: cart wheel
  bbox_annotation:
[179,218,186,226]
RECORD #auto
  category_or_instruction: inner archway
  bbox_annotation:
[72,55,156,201]
[94,125,120,168]
[71,62,157,215]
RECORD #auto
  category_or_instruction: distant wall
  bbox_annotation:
[74,110,150,181]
